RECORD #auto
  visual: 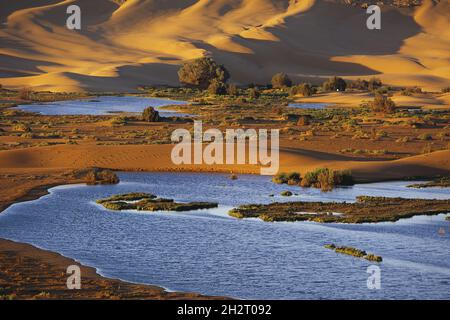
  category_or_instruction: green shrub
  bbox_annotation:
[370,94,396,113]
[368,77,382,91]
[271,73,292,88]
[272,172,289,184]
[13,123,31,132]
[322,76,347,92]
[86,169,120,185]
[142,107,160,122]
[300,168,353,191]
[208,79,227,95]
[248,87,260,99]
[227,84,238,96]
[290,83,313,97]
[110,116,128,126]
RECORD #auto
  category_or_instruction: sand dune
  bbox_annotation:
[0,143,449,181]
[0,0,449,92]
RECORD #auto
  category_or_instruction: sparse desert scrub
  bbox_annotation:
[248,87,260,99]
[109,116,128,126]
[396,136,411,143]
[13,123,31,132]
[340,148,387,156]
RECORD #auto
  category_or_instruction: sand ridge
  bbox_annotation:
[0,0,449,92]
[0,143,449,181]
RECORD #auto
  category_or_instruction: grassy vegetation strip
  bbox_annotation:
[228,196,450,223]
[324,244,382,262]
[96,193,218,212]
[408,177,450,189]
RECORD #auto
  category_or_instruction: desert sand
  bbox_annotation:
[0,0,449,92]
[0,143,449,182]
[294,91,450,109]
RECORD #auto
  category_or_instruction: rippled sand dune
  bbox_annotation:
[0,0,449,91]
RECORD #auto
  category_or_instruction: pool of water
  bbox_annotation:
[14,96,189,116]
[0,173,449,299]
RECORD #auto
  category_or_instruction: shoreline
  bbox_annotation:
[1,169,449,299]
[0,174,228,300]
[0,238,225,300]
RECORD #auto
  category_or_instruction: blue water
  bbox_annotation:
[0,172,449,299]
[288,103,329,109]
[15,96,188,116]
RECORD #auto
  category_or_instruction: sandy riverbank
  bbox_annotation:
[0,169,228,300]
[0,239,225,300]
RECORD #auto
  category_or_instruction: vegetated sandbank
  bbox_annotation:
[407,177,450,188]
[96,193,218,212]
[229,196,450,223]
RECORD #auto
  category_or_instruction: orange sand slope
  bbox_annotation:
[0,144,449,182]
[0,0,449,92]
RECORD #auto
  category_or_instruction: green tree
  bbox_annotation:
[323,76,347,92]
[271,73,292,88]
[178,57,230,89]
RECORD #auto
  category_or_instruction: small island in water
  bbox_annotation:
[408,177,450,189]
[229,196,450,223]
[96,193,218,212]
[324,244,383,263]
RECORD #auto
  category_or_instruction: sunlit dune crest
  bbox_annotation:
[0,0,449,92]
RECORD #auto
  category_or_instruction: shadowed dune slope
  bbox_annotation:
[0,0,449,91]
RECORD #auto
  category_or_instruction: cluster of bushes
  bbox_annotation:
[369,94,396,113]
[178,57,230,94]
[85,168,119,185]
[322,76,347,92]
[290,83,314,97]
[401,86,423,96]
[271,73,292,89]
[348,78,382,91]
[142,106,160,122]
[272,168,354,191]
